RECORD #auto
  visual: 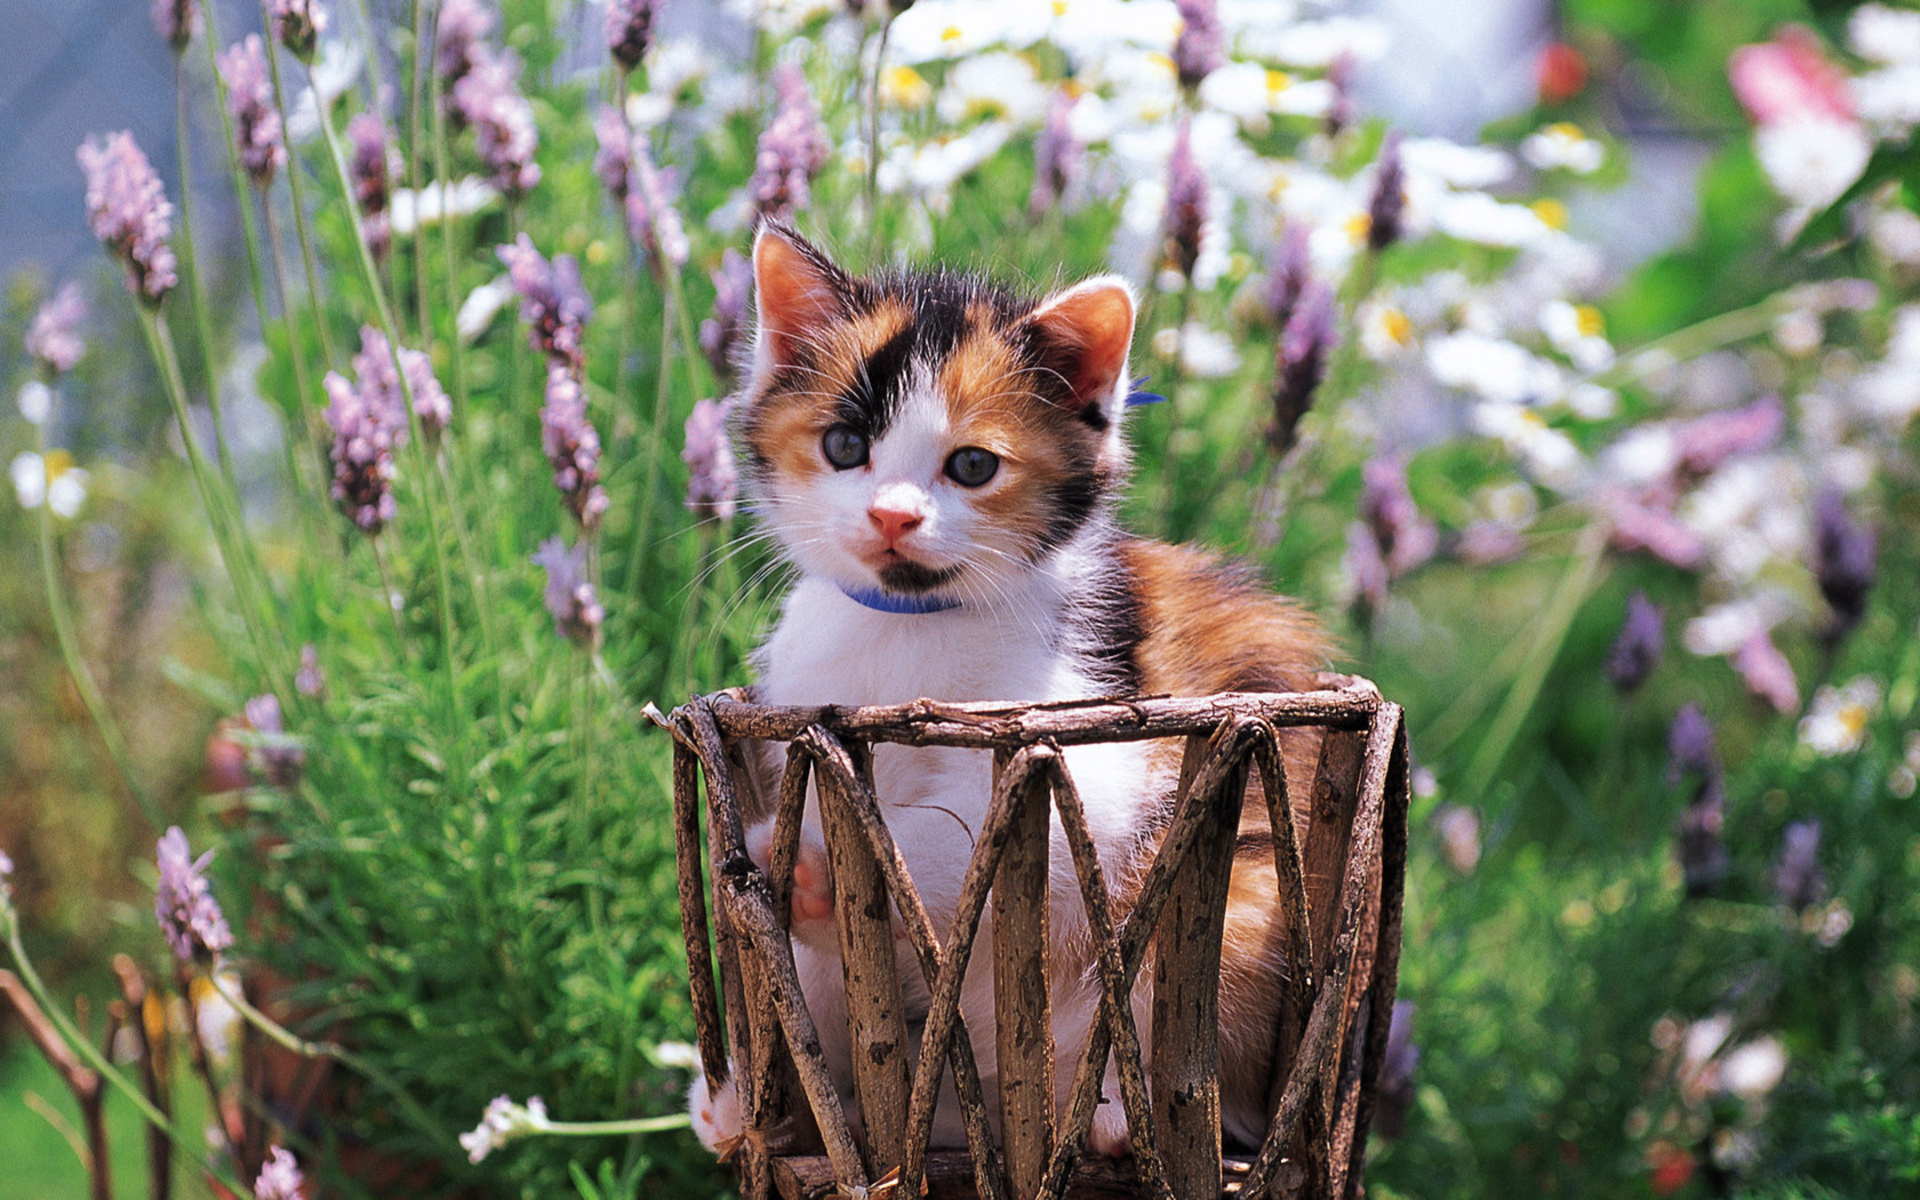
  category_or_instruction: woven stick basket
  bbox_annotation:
[662,675,1409,1200]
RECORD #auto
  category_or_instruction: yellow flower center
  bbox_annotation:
[882,65,931,107]
[1052,0,1068,13]
[42,449,75,481]
[1266,69,1293,97]
[1345,212,1373,244]
[1531,198,1569,229]
[1546,121,1586,141]
[941,24,963,43]
[1378,307,1413,346]
[1146,51,1177,78]
[1575,304,1605,338]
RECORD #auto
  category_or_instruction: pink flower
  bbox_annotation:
[1734,628,1799,714]
[253,1146,306,1200]
[78,132,178,306]
[347,112,400,262]
[497,234,594,373]
[605,0,655,72]
[700,249,752,381]
[683,398,737,521]
[152,0,200,52]
[1671,395,1784,476]
[323,370,399,533]
[530,537,604,647]
[1172,0,1224,90]
[269,0,326,62]
[540,366,610,532]
[26,282,87,375]
[452,50,541,197]
[218,36,287,187]
[1162,117,1207,281]
[1729,27,1855,127]
[749,64,829,223]
[435,0,495,86]
[1029,90,1081,219]
[156,827,232,964]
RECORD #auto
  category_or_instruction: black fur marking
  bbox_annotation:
[1078,550,1145,694]
[878,558,962,593]
[1039,467,1102,554]
[841,323,916,437]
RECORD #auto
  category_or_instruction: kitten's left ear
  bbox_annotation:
[1022,276,1137,420]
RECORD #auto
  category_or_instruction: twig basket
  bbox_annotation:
[663,676,1408,1200]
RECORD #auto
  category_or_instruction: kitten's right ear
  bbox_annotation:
[751,223,850,373]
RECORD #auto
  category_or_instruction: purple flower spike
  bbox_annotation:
[296,643,326,699]
[593,107,633,204]
[1605,591,1664,693]
[243,694,306,787]
[349,325,446,440]
[498,234,594,373]
[1359,453,1438,577]
[435,0,495,87]
[78,132,178,306]
[218,36,288,188]
[269,0,326,62]
[1373,1001,1418,1139]
[1029,89,1082,220]
[1666,703,1718,783]
[700,248,753,381]
[1672,395,1784,477]
[1813,488,1876,645]
[683,398,737,522]
[453,50,541,197]
[323,370,399,533]
[540,366,610,532]
[1772,819,1827,912]
[531,537,605,648]
[749,64,829,223]
[1325,52,1357,137]
[627,143,689,272]
[253,1146,305,1200]
[26,282,87,376]
[1162,117,1207,282]
[1264,223,1310,330]
[1172,0,1225,90]
[347,112,401,262]
[1367,132,1405,252]
[1675,786,1728,897]
[606,0,655,72]
[156,827,233,965]
[152,0,201,52]
[1269,278,1337,453]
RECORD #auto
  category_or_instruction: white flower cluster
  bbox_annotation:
[459,1093,551,1163]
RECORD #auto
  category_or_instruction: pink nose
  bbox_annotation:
[869,506,923,543]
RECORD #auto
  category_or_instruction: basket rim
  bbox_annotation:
[663,675,1384,750]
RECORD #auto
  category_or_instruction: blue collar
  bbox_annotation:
[840,586,962,615]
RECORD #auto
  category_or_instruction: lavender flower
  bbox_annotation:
[593,107,632,204]
[435,0,495,87]
[253,1146,305,1200]
[218,36,288,188]
[1344,519,1390,615]
[1373,1001,1418,1139]
[1325,52,1357,137]
[1172,0,1225,90]
[1606,591,1664,693]
[26,282,87,375]
[749,64,829,223]
[605,0,655,72]
[323,370,398,533]
[1269,277,1336,452]
[152,0,200,52]
[1029,89,1082,220]
[155,827,233,965]
[453,51,541,197]
[269,0,326,62]
[460,1095,551,1164]
[1813,488,1876,645]
[350,325,450,440]
[1359,454,1438,577]
[78,132,178,306]
[1367,132,1406,252]
[684,398,738,521]
[1672,395,1784,476]
[1263,223,1310,329]
[1772,820,1827,911]
[296,643,326,699]
[541,366,610,531]
[1676,787,1728,897]
[498,234,594,372]
[1162,118,1207,282]
[530,538,604,648]
[627,144,689,272]
[1666,703,1718,784]
[701,249,752,381]
[243,694,306,787]
[0,848,14,925]
[347,112,400,263]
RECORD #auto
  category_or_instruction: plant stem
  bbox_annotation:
[261,200,325,488]
[172,57,243,498]
[865,12,895,263]
[35,415,165,832]
[1462,520,1609,802]
[255,4,341,371]
[2,933,258,1199]
[625,281,678,597]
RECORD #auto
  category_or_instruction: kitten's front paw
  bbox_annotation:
[688,1070,743,1155]
[1087,1094,1133,1158]
[745,821,835,927]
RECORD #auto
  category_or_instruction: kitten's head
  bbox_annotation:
[738,224,1137,607]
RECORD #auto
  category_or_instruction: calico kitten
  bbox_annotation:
[689,223,1332,1158]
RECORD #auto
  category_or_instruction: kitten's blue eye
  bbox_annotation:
[944,446,1000,488]
[822,425,869,470]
